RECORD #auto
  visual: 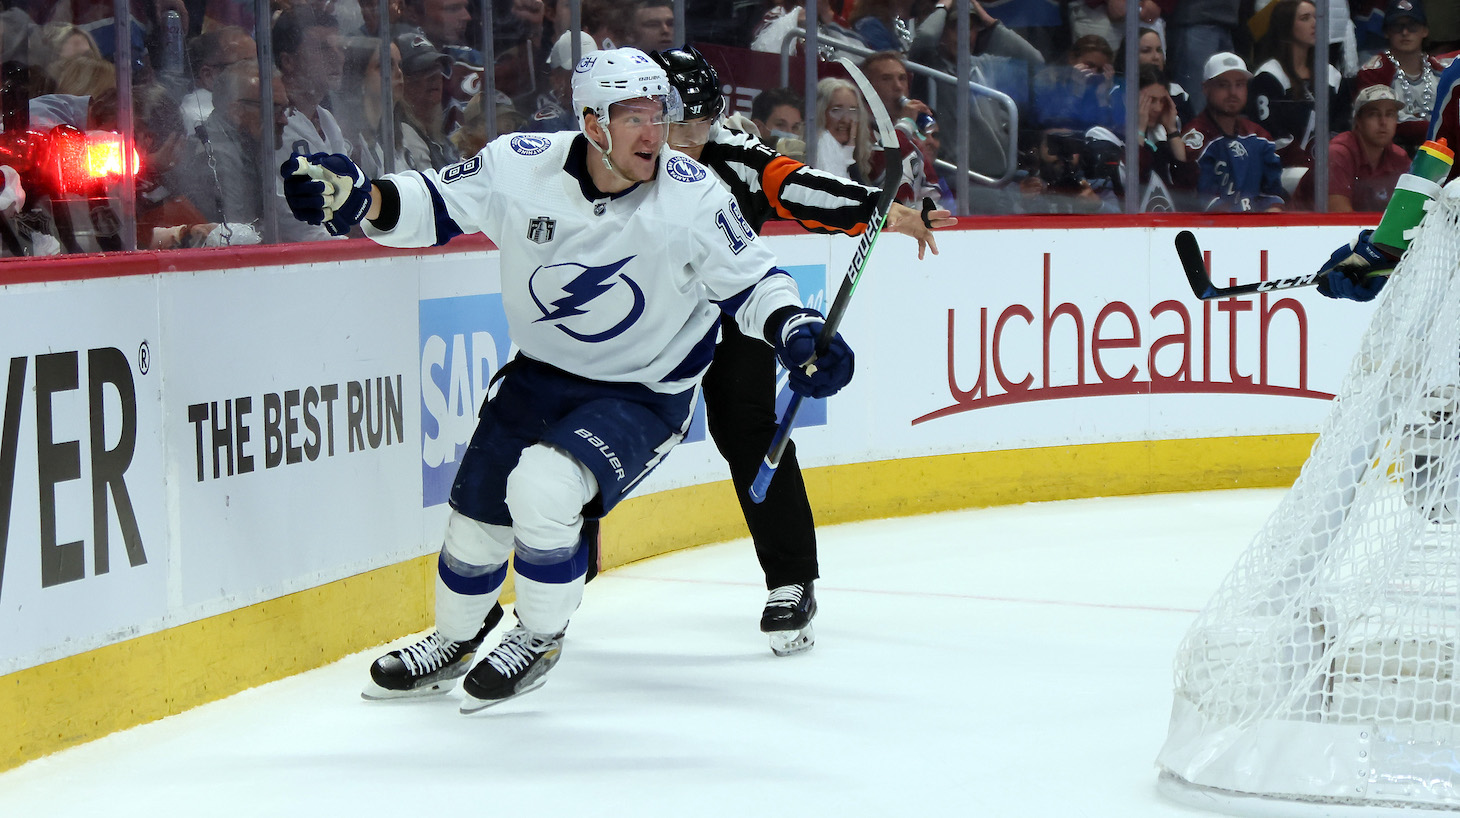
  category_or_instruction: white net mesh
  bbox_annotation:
[1157,183,1460,812]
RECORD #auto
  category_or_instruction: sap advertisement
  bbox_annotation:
[0,223,1376,673]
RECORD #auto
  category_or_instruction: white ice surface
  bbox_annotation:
[0,489,1284,818]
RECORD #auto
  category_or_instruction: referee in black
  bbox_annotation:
[647,46,955,655]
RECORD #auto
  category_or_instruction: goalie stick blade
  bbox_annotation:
[1176,230,1347,300]
[1175,230,1218,299]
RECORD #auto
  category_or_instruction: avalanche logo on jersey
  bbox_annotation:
[511,135,551,156]
[528,256,646,342]
[664,155,706,183]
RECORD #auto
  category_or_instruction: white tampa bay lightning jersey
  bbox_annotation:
[364,130,803,393]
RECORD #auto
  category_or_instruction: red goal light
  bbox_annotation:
[38,127,142,195]
[83,131,140,180]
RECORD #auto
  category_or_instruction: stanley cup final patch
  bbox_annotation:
[528,216,557,244]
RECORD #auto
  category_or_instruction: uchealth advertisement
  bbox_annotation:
[630,223,1375,491]
[0,222,1374,674]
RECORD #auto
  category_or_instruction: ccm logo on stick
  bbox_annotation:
[1256,273,1320,292]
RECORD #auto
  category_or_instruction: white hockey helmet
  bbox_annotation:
[571,47,677,131]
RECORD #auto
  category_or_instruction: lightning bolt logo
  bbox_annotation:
[529,256,647,343]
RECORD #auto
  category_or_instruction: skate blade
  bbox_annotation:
[768,624,815,657]
[459,678,548,714]
[361,678,459,701]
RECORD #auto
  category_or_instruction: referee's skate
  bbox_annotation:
[761,581,816,656]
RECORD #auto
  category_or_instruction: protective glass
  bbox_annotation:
[608,98,673,129]
[605,98,672,151]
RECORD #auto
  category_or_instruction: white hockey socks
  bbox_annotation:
[504,443,598,635]
[435,512,514,642]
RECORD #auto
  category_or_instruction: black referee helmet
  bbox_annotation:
[649,45,725,121]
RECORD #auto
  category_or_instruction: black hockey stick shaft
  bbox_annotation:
[1176,230,1386,300]
[750,58,903,504]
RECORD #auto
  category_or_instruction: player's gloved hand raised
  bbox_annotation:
[280,153,373,236]
[1316,229,1394,302]
[773,308,854,399]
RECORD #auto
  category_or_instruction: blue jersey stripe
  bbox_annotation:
[661,318,721,383]
[421,174,465,247]
[715,267,792,316]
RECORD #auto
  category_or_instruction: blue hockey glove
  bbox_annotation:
[773,308,854,399]
[280,153,373,236]
[1316,229,1394,303]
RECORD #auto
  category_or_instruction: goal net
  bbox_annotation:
[1157,182,1460,814]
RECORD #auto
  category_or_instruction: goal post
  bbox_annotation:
[1157,181,1460,814]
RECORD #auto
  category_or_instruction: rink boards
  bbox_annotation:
[0,216,1375,769]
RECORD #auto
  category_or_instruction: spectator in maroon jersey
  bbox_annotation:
[860,51,940,205]
[1356,0,1444,154]
[1325,86,1410,212]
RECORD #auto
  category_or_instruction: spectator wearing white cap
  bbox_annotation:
[1326,85,1410,211]
[1173,52,1286,212]
[530,30,597,133]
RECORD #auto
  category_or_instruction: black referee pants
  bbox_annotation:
[700,319,820,589]
[581,320,820,589]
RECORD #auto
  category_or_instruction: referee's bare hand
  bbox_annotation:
[884,202,956,260]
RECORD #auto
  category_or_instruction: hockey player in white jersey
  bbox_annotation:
[279,47,856,712]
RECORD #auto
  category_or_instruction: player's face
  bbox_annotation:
[1355,103,1399,148]
[606,98,669,181]
[825,88,859,146]
[1204,73,1248,117]
[668,112,717,150]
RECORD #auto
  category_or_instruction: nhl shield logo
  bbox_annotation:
[527,216,556,244]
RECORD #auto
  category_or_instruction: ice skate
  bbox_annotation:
[361,605,503,700]
[459,623,565,713]
[760,581,816,656]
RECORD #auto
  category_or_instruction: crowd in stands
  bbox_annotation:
[0,0,1453,257]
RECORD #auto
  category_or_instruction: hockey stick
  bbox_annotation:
[749,58,903,504]
[1176,230,1388,300]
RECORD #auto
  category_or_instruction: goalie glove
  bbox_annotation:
[280,153,373,236]
[1316,229,1394,303]
[772,308,855,399]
